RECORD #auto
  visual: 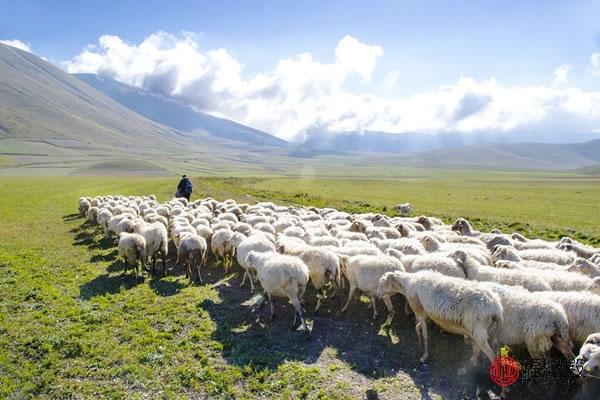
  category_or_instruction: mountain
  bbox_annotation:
[0,43,301,175]
[73,73,288,148]
[301,130,600,155]
[402,140,600,170]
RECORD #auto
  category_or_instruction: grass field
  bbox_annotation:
[1,174,599,399]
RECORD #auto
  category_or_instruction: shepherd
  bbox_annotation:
[176,174,193,201]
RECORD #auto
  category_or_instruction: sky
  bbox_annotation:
[2,0,600,141]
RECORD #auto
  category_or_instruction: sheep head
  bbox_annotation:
[451,218,471,235]
[416,216,432,230]
[396,223,410,237]
[377,271,405,298]
[587,277,600,295]
[448,250,468,267]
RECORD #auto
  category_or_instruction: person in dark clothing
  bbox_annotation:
[176,175,193,201]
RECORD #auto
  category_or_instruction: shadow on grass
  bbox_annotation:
[79,272,138,300]
[90,249,118,263]
[63,213,82,222]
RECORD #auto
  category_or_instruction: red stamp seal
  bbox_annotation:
[489,356,521,387]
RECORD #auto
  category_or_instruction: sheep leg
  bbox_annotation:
[415,320,423,349]
[122,258,128,276]
[151,256,157,276]
[341,286,356,313]
[241,270,248,287]
[160,251,167,277]
[315,294,322,312]
[382,295,394,327]
[370,297,378,320]
[458,342,481,375]
[473,332,495,363]
[291,296,310,335]
[249,270,256,291]
[418,317,429,363]
[268,294,275,321]
[196,263,203,284]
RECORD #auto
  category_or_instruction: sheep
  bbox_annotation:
[559,242,599,260]
[277,241,341,311]
[377,270,503,374]
[236,234,276,290]
[117,232,147,282]
[406,254,465,278]
[538,291,600,344]
[495,246,576,266]
[587,277,600,294]
[254,222,276,235]
[479,282,574,360]
[210,229,236,269]
[97,208,113,237]
[395,203,412,216]
[341,255,405,320]
[133,221,168,276]
[86,206,99,224]
[451,250,552,291]
[232,222,253,236]
[492,245,575,266]
[79,198,91,217]
[177,233,208,283]
[419,234,491,265]
[244,251,311,334]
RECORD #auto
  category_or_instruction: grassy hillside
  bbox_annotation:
[1,175,599,399]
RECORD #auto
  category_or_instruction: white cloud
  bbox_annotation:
[0,39,31,52]
[588,53,600,76]
[64,32,600,141]
[553,64,570,86]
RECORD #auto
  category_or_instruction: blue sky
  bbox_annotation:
[2,0,600,140]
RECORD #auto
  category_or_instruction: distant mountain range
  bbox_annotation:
[1,41,600,175]
[74,73,288,148]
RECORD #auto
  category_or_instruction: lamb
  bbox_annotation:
[395,203,412,216]
[479,282,574,360]
[244,251,311,334]
[210,229,236,269]
[177,233,208,283]
[341,255,405,320]
[117,232,147,282]
[451,250,552,291]
[133,221,168,276]
[538,291,600,344]
[236,234,276,290]
[377,270,503,374]
[277,241,341,311]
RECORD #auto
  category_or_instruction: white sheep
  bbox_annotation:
[236,234,276,290]
[341,255,405,320]
[86,206,99,224]
[245,251,311,334]
[133,221,168,276]
[479,282,574,359]
[79,198,91,217]
[117,232,147,282]
[277,239,341,311]
[538,291,600,344]
[177,232,208,283]
[377,270,503,374]
[451,250,552,291]
[97,208,113,237]
[211,229,236,269]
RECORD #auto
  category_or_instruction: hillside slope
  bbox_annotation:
[74,73,288,147]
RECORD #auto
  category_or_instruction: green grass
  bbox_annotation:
[1,173,598,399]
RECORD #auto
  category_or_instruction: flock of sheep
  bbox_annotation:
[78,194,600,380]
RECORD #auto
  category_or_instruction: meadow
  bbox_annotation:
[1,172,599,399]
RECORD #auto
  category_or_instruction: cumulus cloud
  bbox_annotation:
[588,53,600,76]
[553,64,570,86]
[0,39,31,52]
[64,32,600,141]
